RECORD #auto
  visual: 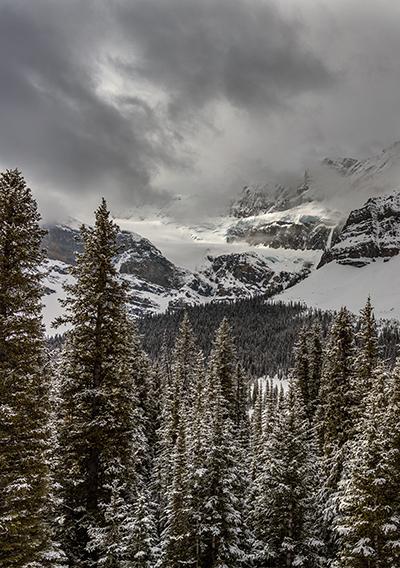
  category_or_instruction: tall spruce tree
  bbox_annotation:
[57,199,145,566]
[378,363,400,565]
[156,314,202,534]
[0,170,58,567]
[209,317,237,421]
[199,320,247,567]
[316,307,356,562]
[186,352,213,568]
[250,380,322,568]
[354,297,379,412]
[293,331,310,417]
[161,420,193,568]
[317,307,355,455]
[336,370,398,568]
[307,324,323,420]
[129,489,157,568]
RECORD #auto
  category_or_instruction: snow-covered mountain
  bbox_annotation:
[323,141,400,194]
[42,224,318,334]
[226,175,340,250]
[318,190,400,267]
[279,187,400,319]
[42,141,400,330]
[226,141,400,252]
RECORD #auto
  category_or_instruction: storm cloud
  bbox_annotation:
[0,0,400,220]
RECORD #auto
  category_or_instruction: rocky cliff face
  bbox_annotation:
[319,190,400,268]
[226,213,336,250]
[44,225,186,288]
[226,174,339,250]
[229,178,311,218]
[41,223,315,330]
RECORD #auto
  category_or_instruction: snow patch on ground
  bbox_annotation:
[42,259,74,335]
[278,255,400,320]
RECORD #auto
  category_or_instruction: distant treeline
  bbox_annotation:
[138,297,400,377]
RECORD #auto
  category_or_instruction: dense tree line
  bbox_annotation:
[139,298,331,378]
[139,297,400,377]
[1,169,400,567]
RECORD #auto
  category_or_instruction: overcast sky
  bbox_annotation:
[1,0,400,221]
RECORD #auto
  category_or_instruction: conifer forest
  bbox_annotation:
[2,169,400,568]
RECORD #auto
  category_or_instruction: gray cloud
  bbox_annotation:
[0,0,334,220]
[114,0,333,116]
[0,1,176,219]
[0,0,400,222]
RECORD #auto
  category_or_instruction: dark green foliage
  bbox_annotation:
[250,381,322,567]
[161,422,193,568]
[354,297,379,411]
[317,307,356,454]
[337,372,399,568]
[139,298,333,378]
[0,170,56,566]
[57,200,146,566]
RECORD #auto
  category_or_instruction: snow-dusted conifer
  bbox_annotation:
[199,320,247,567]
[57,199,144,566]
[156,314,201,531]
[353,297,379,412]
[209,317,237,421]
[293,331,310,414]
[250,380,321,567]
[307,323,323,419]
[336,370,397,567]
[129,489,157,568]
[0,170,59,566]
[317,307,355,455]
[316,307,356,562]
[161,421,193,567]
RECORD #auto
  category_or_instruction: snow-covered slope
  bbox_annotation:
[42,142,400,331]
[278,255,400,320]
[226,141,400,252]
[227,177,340,250]
[42,224,319,334]
[324,141,400,197]
[278,187,400,319]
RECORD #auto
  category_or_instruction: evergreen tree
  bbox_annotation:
[57,200,145,566]
[317,307,355,455]
[316,307,356,562]
[171,313,199,399]
[378,363,400,564]
[186,352,212,568]
[307,324,323,419]
[209,318,237,421]
[199,322,247,567]
[336,370,398,568]
[250,380,321,568]
[161,421,193,568]
[235,363,250,432]
[0,170,59,566]
[250,383,263,480]
[293,331,310,417]
[156,315,202,535]
[201,380,246,568]
[129,490,157,568]
[354,297,379,413]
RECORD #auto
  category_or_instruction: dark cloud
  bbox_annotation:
[1,0,399,222]
[115,0,333,116]
[0,0,175,217]
[0,0,334,219]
